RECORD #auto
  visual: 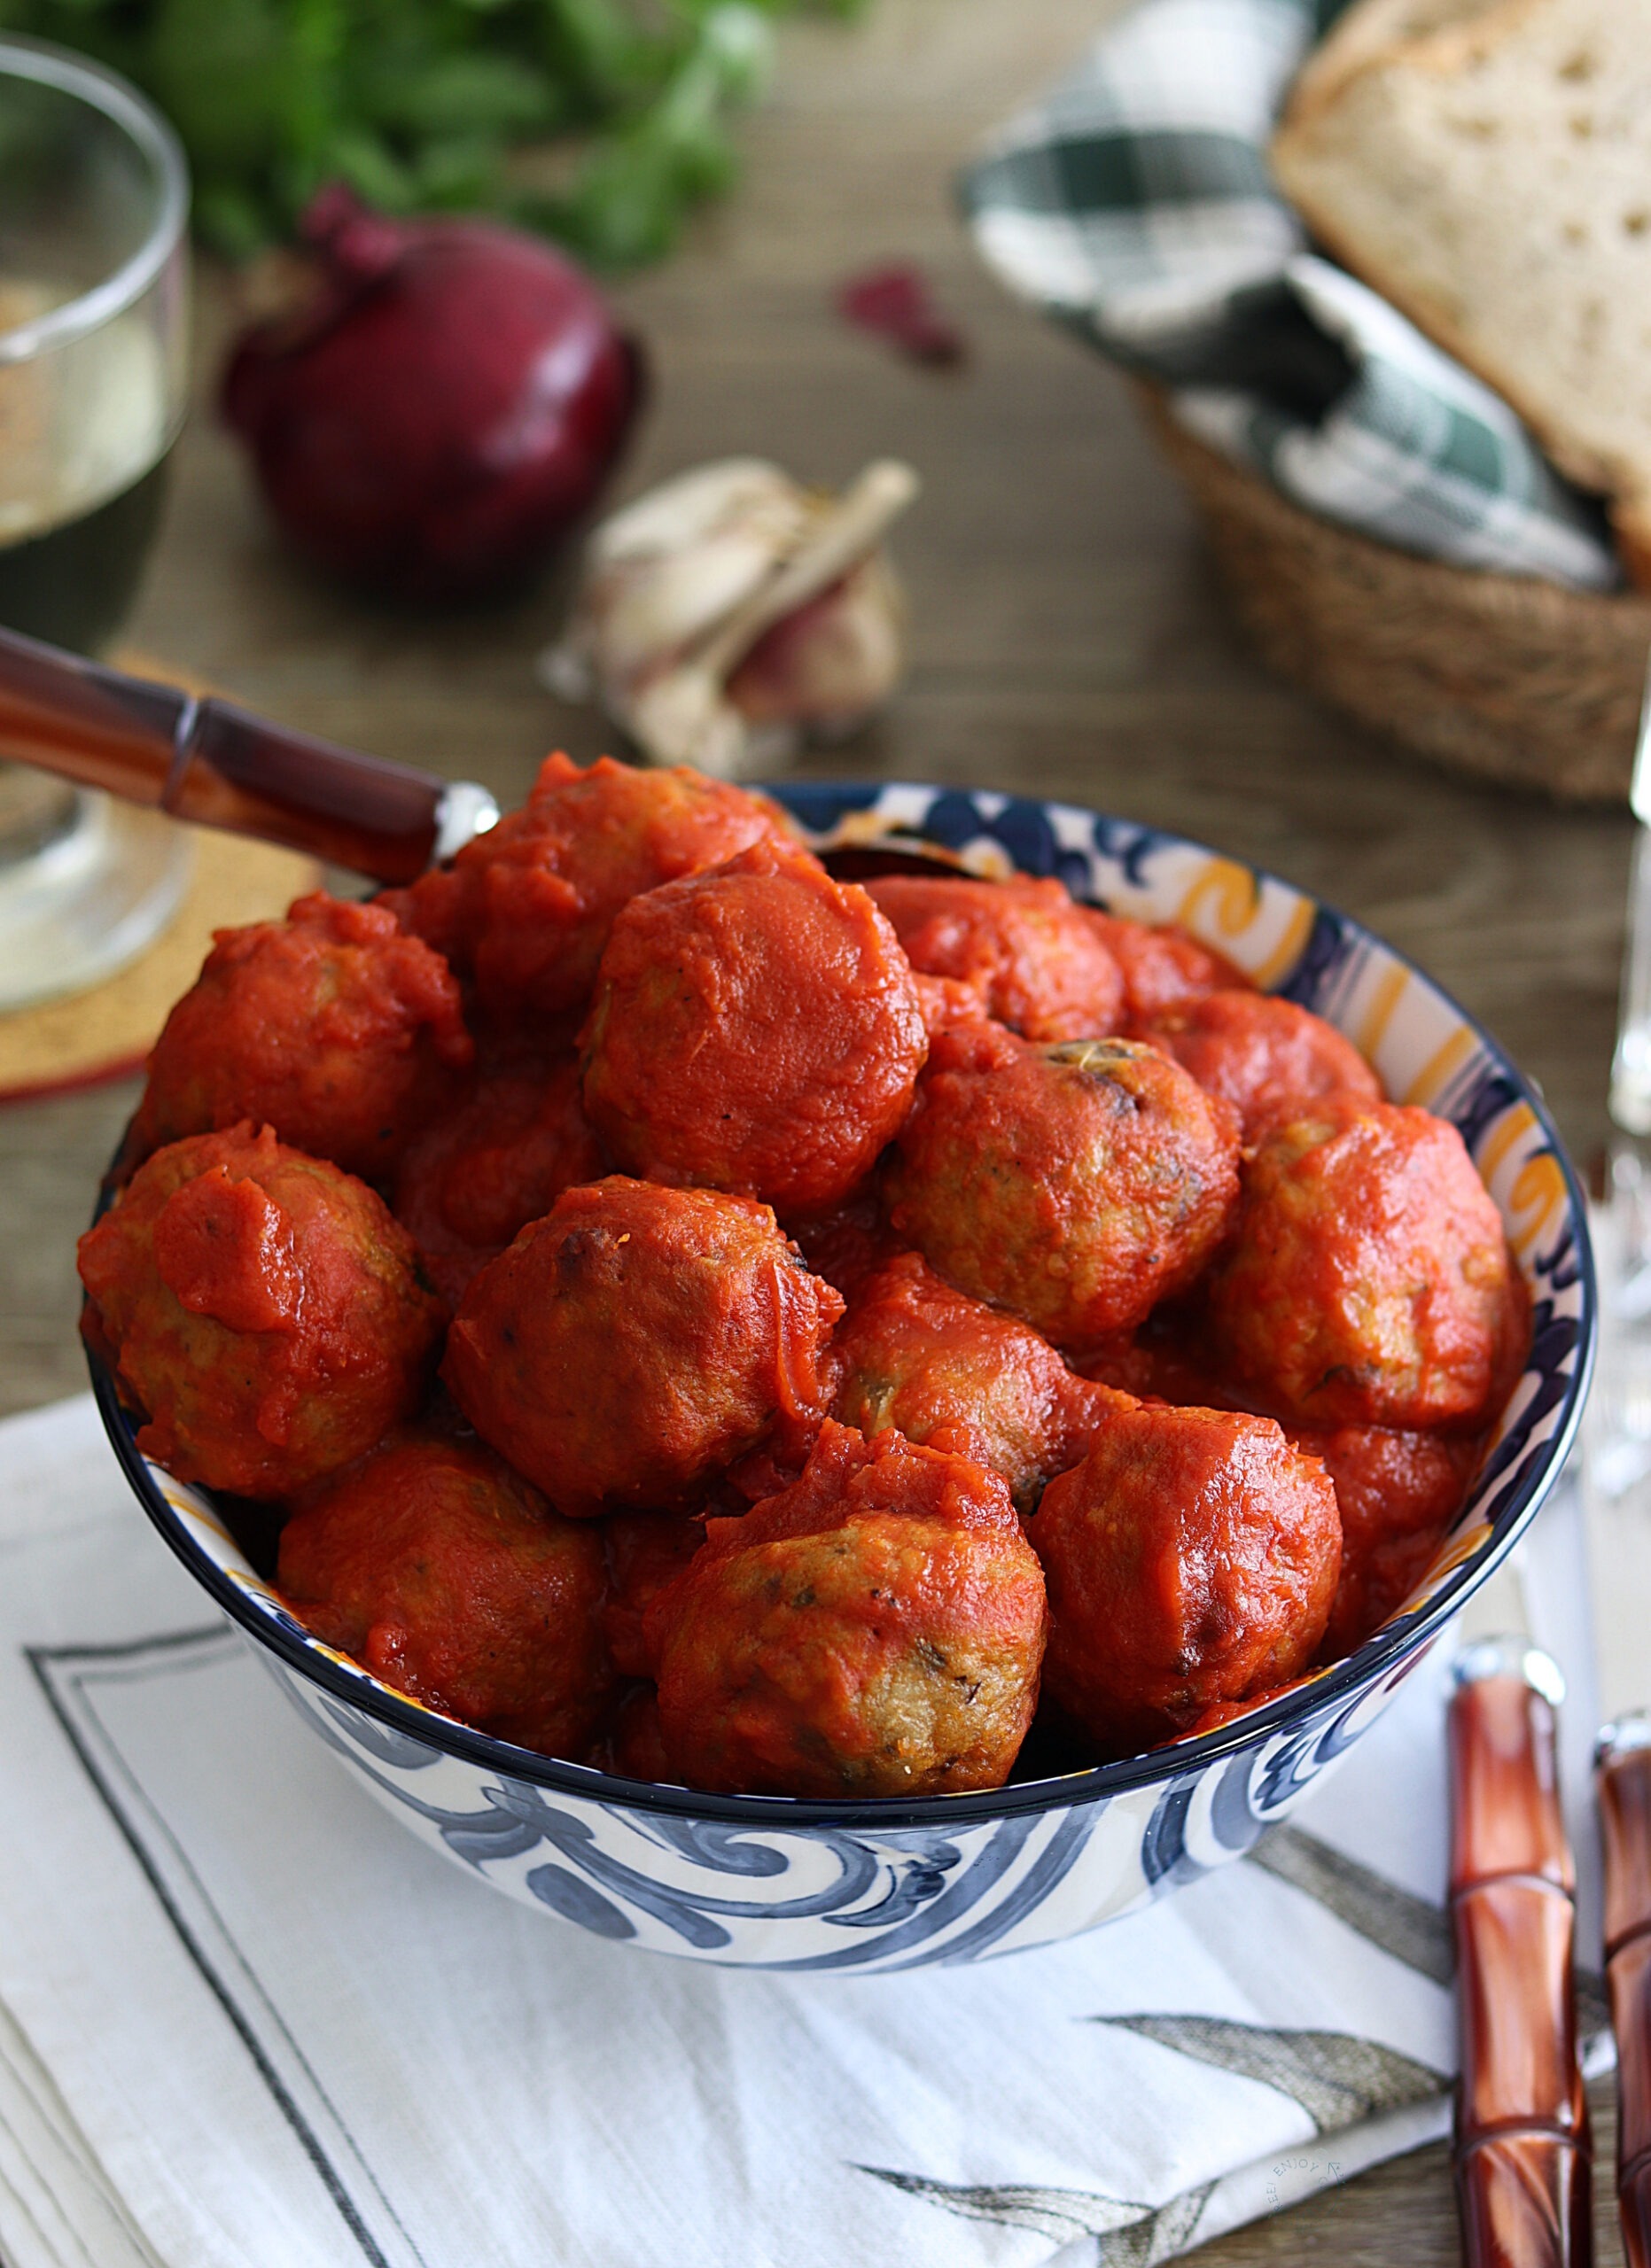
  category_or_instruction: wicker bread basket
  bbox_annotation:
[1139,387,1651,804]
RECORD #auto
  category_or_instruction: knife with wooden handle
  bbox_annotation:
[1449,1636,1593,2268]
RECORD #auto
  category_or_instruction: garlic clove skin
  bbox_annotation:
[541,454,916,777]
[587,527,801,687]
[726,553,907,730]
[584,457,805,568]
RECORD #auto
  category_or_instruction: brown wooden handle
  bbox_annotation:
[1598,1718,1651,2268]
[1448,1639,1592,2268]
[0,624,495,882]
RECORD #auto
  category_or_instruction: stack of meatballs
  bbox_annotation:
[78,757,1526,1799]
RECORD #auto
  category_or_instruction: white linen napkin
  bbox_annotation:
[0,1395,1600,2268]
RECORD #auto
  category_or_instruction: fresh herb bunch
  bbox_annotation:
[0,0,861,263]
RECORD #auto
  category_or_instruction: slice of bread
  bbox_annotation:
[1287,0,1499,122]
[1272,0,1651,579]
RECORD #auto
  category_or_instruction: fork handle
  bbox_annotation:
[1449,1640,1593,2268]
[1598,1719,1651,2268]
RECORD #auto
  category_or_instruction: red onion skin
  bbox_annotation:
[222,190,644,604]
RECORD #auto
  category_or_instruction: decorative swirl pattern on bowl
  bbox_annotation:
[89,783,1594,1968]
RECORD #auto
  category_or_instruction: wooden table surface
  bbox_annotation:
[0,2,1634,2257]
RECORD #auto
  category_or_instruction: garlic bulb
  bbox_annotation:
[541,456,918,776]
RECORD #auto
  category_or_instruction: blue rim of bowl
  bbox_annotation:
[88,781,1599,1831]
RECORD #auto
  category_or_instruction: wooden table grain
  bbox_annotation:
[0,2,1632,2257]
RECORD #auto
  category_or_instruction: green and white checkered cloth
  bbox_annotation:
[960,0,1621,590]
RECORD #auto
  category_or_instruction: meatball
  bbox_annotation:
[443,1177,845,1516]
[581,835,928,1212]
[278,1434,615,1757]
[1081,912,1250,1027]
[866,874,1125,1042]
[392,1052,606,1308]
[910,970,989,1045]
[381,752,783,1021]
[648,1420,1047,1798]
[1205,1096,1520,1430]
[830,1251,1133,1515]
[128,893,472,1181]
[1143,990,1382,1141]
[884,1024,1240,1346]
[1029,1403,1341,1753]
[78,1124,445,1496]
[603,1511,706,1678]
[1297,1425,1480,1658]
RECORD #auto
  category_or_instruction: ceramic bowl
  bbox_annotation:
[89,781,1595,1971]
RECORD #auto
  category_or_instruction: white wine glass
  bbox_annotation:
[0,33,190,1010]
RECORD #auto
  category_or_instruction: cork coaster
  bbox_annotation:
[0,826,323,1104]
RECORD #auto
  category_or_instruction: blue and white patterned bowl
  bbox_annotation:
[90,783,1595,1970]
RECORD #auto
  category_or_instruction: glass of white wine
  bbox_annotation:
[0,34,191,1010]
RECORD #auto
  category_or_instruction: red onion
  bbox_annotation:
[222,187,644,603]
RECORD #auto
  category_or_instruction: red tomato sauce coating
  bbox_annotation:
[128,893,472,1182]
[443,1176,844,1516]
[648,1420,1047,1798]
[866,874,1125,1042]
[1029,1403,1342,1753]
[783,1189,907,1303]
[1143,989,1382,1141]
[1293,1423,1480,1657]
[278,1434,615,1757]
[603,1511,707,1679]
[1080,912,1251,1025]
[1206,1095,1522,1430]
[79,1123,445,1495]
[829,1250,1133,1515]
[393,1052,606,1308]
[382,753,783,1021]
[909,969,990,1045]
[580,835,928,1211]
[884,1027,1240,1346]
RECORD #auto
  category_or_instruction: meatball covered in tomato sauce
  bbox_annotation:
[648,1420,1047,1798]
[278,1434,615,1757]
[866,874,1124,1043]
[830,1251,1133,1515]
[884,1024,1240,1346]
[1029,1402,1341,1753]
[1081,912,1250,1027]
[1206,1096,1521,1431]
[383,753,783,1021]
[78,1124,445,1496]
[1143,990,1382,1141]
[128,893,472,1182]
[1295,1424,1479,1658]
[443,1177,844,1517]
[392,1052,605,1308]
[581,835,927,1212]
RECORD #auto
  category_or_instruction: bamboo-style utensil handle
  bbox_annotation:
[1598,1715,1651,2268]
[1448,1637,1593,2268]
[0,624,497,883]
